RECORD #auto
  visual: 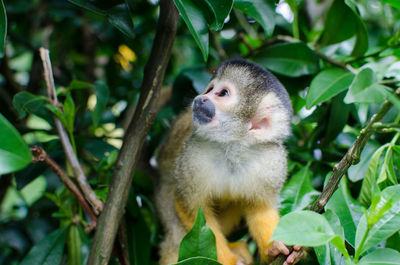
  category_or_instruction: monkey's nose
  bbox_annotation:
[192,96,215,125]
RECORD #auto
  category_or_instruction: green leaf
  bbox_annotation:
[174,0,209,61]
[63,93,76,135]
[319,0,357,45]
[67,1,134,38]
[0,0,6,58]
[13,92,49,119]
[195,0,233,31]
[106,5,135,39]
[350,12,368,58]
[182,68,212,94]
[67,80,93,90]
[358,185,400,255]
[254,42,319,77]
[306,68,354,109]
[358,144,388,206]
[20,227,67,265]
[67,224,82,265]
[45,104,68,130]
[234,0,275,36]
[280,164,320,215]
[67,0,106,15]
[326,178,364,247]
[173,257,221,265]
[314,210,350,263]
[0,114,32,175]
[358,248,400,265]
[271,210,336,247]
[178,207,217,261]
[20,175,47,207]
[91,81,110,127]
[324,91,351,143]
[344,68,387,104]
[382,0,400,11]
[348,140,380,182]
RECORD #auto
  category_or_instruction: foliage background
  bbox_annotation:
[0,0,400,264]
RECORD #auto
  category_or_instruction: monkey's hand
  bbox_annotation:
[267,241,303,265]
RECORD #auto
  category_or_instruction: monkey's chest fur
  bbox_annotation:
[174,136,287,209]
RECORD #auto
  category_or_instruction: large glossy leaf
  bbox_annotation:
[254,42,319,77]
[351,12,368,58]
[358,185,400,255]
[358,248,400,265]
[344,68,387,104]
[174,257,221,265]
[306,68,354,109]
[195,0,233,31]
[174,0,209,61]
[13,91,49,119]
[271,211,335,246]
[326,178,364,247]
[91,81,109,127]
[234,0,275,36]
[314,210,347,265]
[358,144,388,206]
[348,140,380,182]
[280,165,320,215]
[106,5,135,39]
[324,91,351,143]
[0,114,32,175]
[383,0,400,11]
[178,207,217,261]
[68,1,134,38]
[319,0,357,45]
[20,227,67,265]
[0,0,6,58]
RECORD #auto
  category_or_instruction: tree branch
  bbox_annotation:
[86,0,179,264]
[30,145,97,231]
[39,47,103,213]
[310,100,393,212]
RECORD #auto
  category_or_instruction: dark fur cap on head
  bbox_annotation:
[214,59,293,117]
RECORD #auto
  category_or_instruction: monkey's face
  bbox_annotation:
[193,80,238,125]
[192,60,292,145]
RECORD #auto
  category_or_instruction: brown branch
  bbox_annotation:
[310,100,393,212]
[39,47,103,213]
[86,0,179,264]
[30,145,97,231]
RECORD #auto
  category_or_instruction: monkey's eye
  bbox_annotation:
[217,89,229,97]
[205,86,213,94]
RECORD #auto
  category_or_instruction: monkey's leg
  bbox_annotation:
[218,204,253,264]
[175,200,241,265]
[245,204,280,262]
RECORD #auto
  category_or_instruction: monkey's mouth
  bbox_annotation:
[193,106,215,125]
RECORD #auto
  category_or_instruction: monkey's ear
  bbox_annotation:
[248,116,270,140]
[248,92,284,141]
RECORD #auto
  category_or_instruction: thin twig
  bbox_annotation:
[314,50,358,74]
[310,100,393,212]
[86,0,179,264]
[30,145,97,232]
[39,48,103,213]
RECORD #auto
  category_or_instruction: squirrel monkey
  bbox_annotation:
[156,59,295,265]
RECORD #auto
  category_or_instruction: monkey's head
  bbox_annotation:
[192,59,292,145]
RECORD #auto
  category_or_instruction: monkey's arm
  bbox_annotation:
[245,204,281,261]
[175,199,241,265]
